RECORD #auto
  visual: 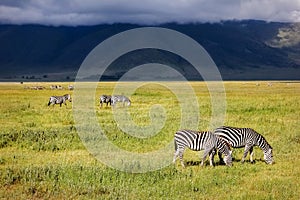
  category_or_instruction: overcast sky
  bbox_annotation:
[0,0,299,26]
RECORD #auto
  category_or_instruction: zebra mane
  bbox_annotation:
[195,130,212,134]
[252,128,272,150]
[261,135,272,150]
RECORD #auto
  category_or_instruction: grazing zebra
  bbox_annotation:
[68,85,74,90]
[100,95,112,108]
[111,95,131,107]
[173,130,232,167]
[48,94,72,107]
[50,85,57,90]
[213,126,273,164]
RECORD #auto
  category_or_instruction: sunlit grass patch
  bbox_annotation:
[0,81,299,199]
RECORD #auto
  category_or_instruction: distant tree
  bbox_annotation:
[43,74,48,78]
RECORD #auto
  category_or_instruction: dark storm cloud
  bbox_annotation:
[0,0,299,25]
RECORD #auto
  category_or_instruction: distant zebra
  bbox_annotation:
[111,95,131,107]
[68,85,74,90]
[213,126,273,164]
[48,94,72,107]
[100,95,112,108]
[173,130,232,167]
[50,85,57,90]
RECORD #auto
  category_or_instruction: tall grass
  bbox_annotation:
[0,81,299,199]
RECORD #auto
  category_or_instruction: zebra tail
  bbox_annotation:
[174,139,178,151]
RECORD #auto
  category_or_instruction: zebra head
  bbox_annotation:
[64,94,72,102]
[127,99,131,106]
[217,137,233,166]
[223,150,232,166]
[264,148,274,164]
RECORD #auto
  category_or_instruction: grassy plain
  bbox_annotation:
[0,81,299,199]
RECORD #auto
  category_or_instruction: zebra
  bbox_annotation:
[111,95,131,107]
[68,85,74,90]
[173,130,232,167]
[50,85,57,90]
[100,95,112,108]
[48,94,72,107]
[213,126,274,164]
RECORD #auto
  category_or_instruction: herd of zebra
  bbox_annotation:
[99,94,131,108]
[47,93,273,167]
[173,126,274,167]
[47,94,131,108]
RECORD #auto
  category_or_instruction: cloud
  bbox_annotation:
[239,0,300,22]
[0,0,299,26]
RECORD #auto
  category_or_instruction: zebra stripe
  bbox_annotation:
[111,95,131,107]
[173,130,232,167]
[100,95,112,108]
[213,126,273,164]
[48,94,72,107]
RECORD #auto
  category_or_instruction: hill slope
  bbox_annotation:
[0,21,299,80]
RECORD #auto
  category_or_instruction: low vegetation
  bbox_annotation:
[0,81,299,199]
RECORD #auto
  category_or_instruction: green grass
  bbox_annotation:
[0,81,299,199]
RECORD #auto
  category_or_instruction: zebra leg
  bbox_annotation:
[249,147,254,163]
[111,100,116,108]
[242,145,252,163]
[178,150,185,167]
[173,149,179,163]
[209,149,216,166]
[218,151,225,164]
[173,148,185,167]
[201,148,212,166]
